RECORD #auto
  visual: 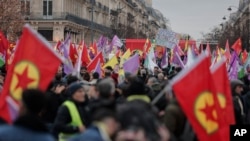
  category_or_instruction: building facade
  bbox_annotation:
[22,0,167,45]
[219,0,250,50]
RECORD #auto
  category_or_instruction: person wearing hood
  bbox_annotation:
[53,82,90,141]
[231,79,248,124]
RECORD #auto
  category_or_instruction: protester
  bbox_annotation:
[96,78,116,100]
[231,79,248,124]
[53,82,90,141]
[126,76,151,103]
[41,81,66,125]
[70,100,118,141]
[0,89,55,141]
[116,100,170,141]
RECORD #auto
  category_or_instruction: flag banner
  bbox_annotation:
[0,31,8,57]
[103,56,118,69]
[81,41,91,67]
[155,28,179,49]
[126,39,147,52]
[224,40,231,62]
[87,52,104,72]
[93,59,102,77]
[231,38,242,55]
[178,40,197,51]
[123,54,140,74]
[161,48,168,68]
[211,58,235,141]
[228,51,239,80]
[111,35,123,48]
[97,35,107,51]
[185,46,196,68]
[0,24,63,123]
[172,53,224,141]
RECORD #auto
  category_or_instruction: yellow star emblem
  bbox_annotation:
[10,61,40,101]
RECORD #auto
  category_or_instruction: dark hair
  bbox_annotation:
[22,89,46,114]
[127,76,146,96]
[83,73,90,81]
[93,72,100,79]
[117,101,161,141]
[90,100,116,122]
[67,75,78,85]
[105,66,113,71]
[81,66,87,70]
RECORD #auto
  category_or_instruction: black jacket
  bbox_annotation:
[14,114,49,133]
[53,99,90,134]
[41,91,64,123]
[233,94,248,125]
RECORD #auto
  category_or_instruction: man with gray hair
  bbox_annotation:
[147,77,158,87]
[96,78,116,100]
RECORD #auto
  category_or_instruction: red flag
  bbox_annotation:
[87,52,104,72]
[211,59,235,141]
[242,49,248,64]
[92,42,98,54]
[0,25,62,123]
[0,31,8,56]
[231,38,242,55]
[224,40,231,61]
[172,53,223,141]
[126,39,146,52]
[144,39,151,53]
[81,42,91,67]
[55,40,61,51]
[69,43,78,65]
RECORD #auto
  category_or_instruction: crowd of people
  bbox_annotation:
[0,58,249,141]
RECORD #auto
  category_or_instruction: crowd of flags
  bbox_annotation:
[0,24,249,140]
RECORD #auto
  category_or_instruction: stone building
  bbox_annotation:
[21,0,167,45]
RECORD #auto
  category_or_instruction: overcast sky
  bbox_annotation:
[153,0,239,40]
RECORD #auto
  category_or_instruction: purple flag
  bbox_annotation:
[161,49,168,68]
[97,35,107,52]
[61,35,74,74]
[228,51,239,80]
[89,50,95,60]
[111,35,123,48]
[172,46,185,68]
[123,54,140,74]
[93,59,101,78]
[6,96,19,121]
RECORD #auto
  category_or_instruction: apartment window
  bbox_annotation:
[38,29,53,41]
[21,0,30,15]
[43,0,52,16]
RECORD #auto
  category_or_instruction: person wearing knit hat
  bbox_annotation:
[230,79,248,125]
[54,82,90,141]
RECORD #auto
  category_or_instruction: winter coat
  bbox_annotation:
[41,91,64,123]
[233,94,248,124]
[69,125,110,141]
[53,99,91,135]
[0,114,55,141]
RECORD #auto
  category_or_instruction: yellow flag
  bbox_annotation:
[220,48,225,55]
[119,69,125,76]
[103,56,118,69]
[120,48,131,67]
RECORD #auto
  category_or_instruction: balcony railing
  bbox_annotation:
[27,12,112,33]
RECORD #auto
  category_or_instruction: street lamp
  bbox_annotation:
[227,5,250,50]
[91,0,94,44]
